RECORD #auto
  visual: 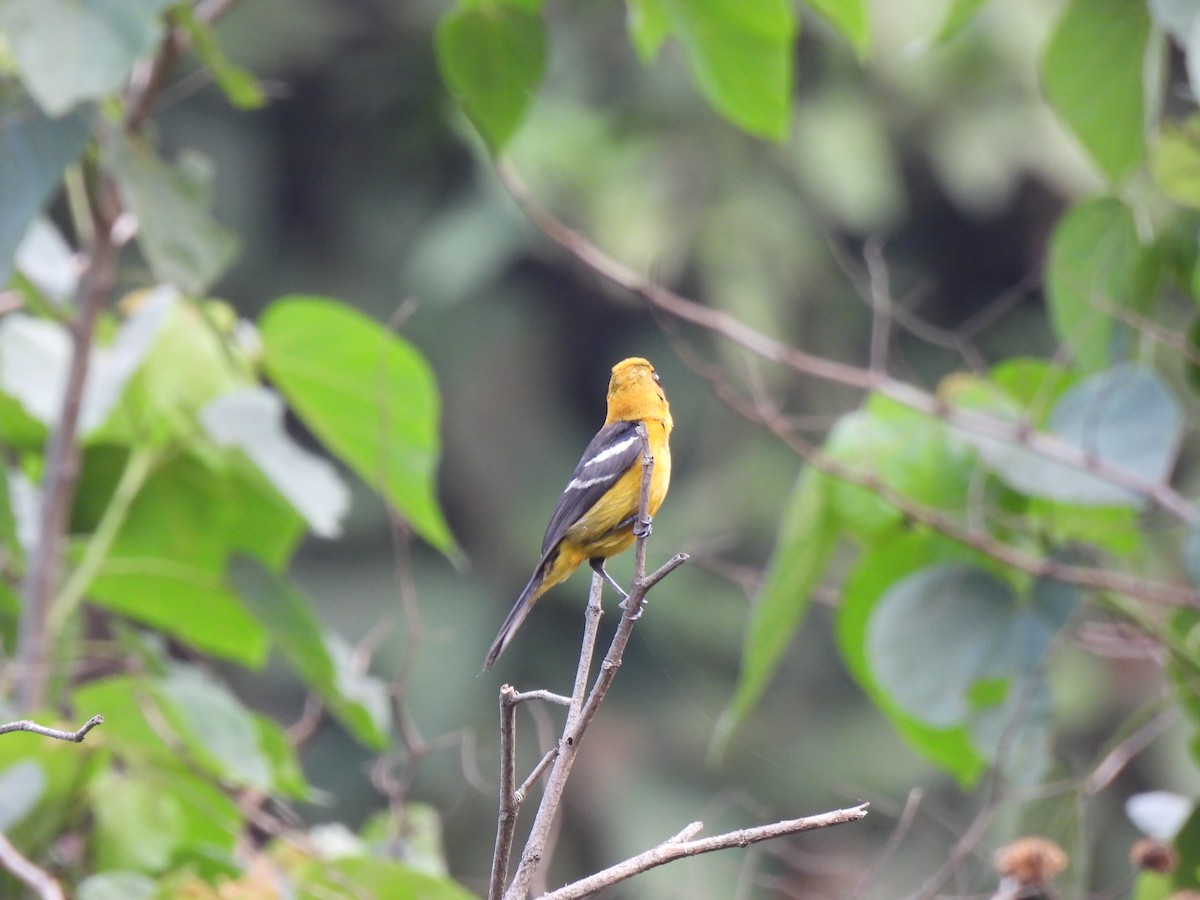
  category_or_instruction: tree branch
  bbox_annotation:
[539,802,870,900]
[15,168,118,713]
[495,161,1197,525]
[0,715,104,742]
[0,829,63,900]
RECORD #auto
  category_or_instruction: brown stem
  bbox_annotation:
[15,176,117,712]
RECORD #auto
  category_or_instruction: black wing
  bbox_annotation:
[540,420,642,554]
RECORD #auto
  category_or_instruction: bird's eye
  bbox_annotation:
[652,371,661,384]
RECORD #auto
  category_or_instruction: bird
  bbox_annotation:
[484,357,673,669]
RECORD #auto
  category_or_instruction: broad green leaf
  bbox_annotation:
[0,289,175,436]
[106,295,255,446]
[1042,0,1149,182]
[717,469,838,748]
[291,855,476,900]
[174,6,266,109]
[436,4,547,152]
[91,767,185,873]
[14,217,78,305]
[1152,118,1200,209]
[0,761,44,830]
[107,134,238,294]
[0,100,89,288]
[91,561,267,666]
[935,0,990,43]
[0,725,92,852]
[1045,197,1141,372]
[824,395,974,540]
[201,388,349,539]
[838,534,987,786]
[259,297,457,556]
[867,563,1071,781]
[154,664,273,790]
[0,0,173,114]
[84,451,269,665]
[77,872,157,900]
[967,364,1181,507]
[230,560,392,749]
[361,804,450,876]
[805,0,868,57]
[662,0,796,140]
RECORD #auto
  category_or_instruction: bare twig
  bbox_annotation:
[0,829,63,900]
[539,802,871,900]
[502,429,689,899]
[491,685,522,900]
[0,715,103,742]
[496,161,1198,525]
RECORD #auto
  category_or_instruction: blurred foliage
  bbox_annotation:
[3,0,1200,898]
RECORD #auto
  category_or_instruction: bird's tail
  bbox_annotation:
[484,571,543,669]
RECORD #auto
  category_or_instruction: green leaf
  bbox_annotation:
[1152,118,1200,209]
[934,0,991,43]
[0,0,174,115]
[259,297,457,557]
[838,534,988,786]
[662,0,796,140]
[968,364,1182,507]
[1045,197,1141,372]
[0,761,44,830]
[77,872,157,900]
[291,855,476,900]
[867,563,1072,781]
[436,3,547,152]
[805,0,869,57]
[230,559,392,749]
[1042,0,1149,182]
[153,664,273,790]
[717,469,838,748]
[107,134,238,294]
[173,6,266,109]
[0,99,90,288]
[824,395,974,540]
[106,296,256,447]
[253,713,311,799]
[86,452,269,665]
[626,0,671,61]
[90,767,185,873]
[201,388,350,539]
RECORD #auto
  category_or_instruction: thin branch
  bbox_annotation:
[15,170,118,713]
[496,161,1198,526]
[0,715,104,742]
[678,344,1197,608]
[539,802,870,900]
[490,686,522,900]
[503,431,689,900]
[0,829,63,900]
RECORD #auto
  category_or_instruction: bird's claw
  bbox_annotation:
[632,515,653,539]
[619,595,646,619]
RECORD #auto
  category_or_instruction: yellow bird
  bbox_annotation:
[484,358,673,669]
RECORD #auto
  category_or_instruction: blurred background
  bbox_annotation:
[147,0,1189,895]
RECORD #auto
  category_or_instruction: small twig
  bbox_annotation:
[511,690,572,707]
[503,432,688,900]
[490,685,522,900]
[0,829,63,900]
[538,803,870,900]
[852,788,923,897]
[0,715,103,743]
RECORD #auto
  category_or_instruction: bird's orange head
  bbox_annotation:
[605,357,672,427]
